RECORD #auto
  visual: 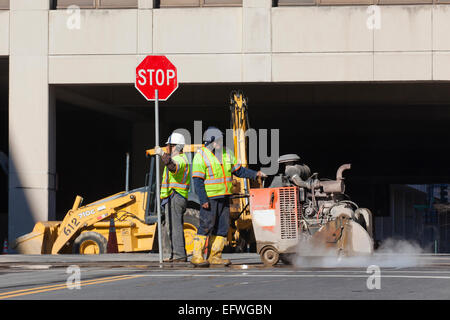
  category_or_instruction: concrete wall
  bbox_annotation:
[0,3,448,83]
[0,10,8,55]
[45,3,450,84]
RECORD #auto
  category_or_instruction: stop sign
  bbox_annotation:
[135,55,178,101]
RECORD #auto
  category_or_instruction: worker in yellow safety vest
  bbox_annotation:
[191,127,267,267]
[154,132,190,263]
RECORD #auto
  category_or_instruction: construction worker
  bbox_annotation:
[154,132,190,263]
[191,127,267,267]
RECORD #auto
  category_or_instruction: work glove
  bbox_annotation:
[154,146,164,156]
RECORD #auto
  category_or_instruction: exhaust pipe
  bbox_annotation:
[336,164,351,181]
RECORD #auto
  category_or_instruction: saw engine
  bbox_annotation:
[250,154,374,266]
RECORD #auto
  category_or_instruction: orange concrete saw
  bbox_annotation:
[249,155,374,266]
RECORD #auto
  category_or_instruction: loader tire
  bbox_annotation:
[72,232,108,255]
[184,208,200,256]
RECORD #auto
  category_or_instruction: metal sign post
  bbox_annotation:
[154,89,163,265]
[135,55,178,265]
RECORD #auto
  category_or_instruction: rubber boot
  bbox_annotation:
[208,235,231,266]
[190,235,210,267]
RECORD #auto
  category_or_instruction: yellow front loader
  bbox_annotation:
[14,190,157,254]
[13,145,203,255]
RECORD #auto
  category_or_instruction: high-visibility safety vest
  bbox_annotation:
[160,153,191,199]
[192,147,241,198]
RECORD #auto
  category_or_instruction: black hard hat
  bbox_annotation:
[203,126,223,146]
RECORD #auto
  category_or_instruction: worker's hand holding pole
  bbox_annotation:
[154,146,164,157]
[256,171,268,178]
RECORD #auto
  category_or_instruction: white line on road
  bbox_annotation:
[130,273,450,280]
[75,268,450,275]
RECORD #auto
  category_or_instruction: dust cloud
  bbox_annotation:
[293,237,425,268]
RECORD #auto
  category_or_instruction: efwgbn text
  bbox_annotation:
[178,304,272,318]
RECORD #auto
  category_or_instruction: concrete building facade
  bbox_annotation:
[0,0,449,249]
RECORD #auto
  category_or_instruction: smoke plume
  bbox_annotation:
[293,237,425,268]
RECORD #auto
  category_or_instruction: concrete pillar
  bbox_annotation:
[243,0,272,82]
[138,0,154,9]
[8,1,55,243]
[138,0,153,55]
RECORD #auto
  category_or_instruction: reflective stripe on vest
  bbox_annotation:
[198,148,215,178]
[203,177,233,185]
[160,153,190,199]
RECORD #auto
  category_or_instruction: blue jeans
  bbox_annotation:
[197,197,230,237]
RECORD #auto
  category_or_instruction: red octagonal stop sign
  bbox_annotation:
[135,55,178,101]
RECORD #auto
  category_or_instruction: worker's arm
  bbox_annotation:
[154,146,178,173]
[161,153,177,173]
[227,148,265,180]
[192,151,210,209]
[233,166,258,180]
[193,177,209,208]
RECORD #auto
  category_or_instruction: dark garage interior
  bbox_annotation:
[20,81,450,250]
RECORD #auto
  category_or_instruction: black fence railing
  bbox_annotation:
[157,0,242,6]
[54,0,138,9]
[278,0,447,5]
[53,0,243,9]
[50,0,450,9]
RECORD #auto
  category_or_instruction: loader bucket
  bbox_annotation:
[13,221,61,254]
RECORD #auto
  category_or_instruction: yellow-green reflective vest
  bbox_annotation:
[192,147,241,197]
[160,153,190,199]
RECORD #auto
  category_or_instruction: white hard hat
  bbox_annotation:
[166,132,185,145]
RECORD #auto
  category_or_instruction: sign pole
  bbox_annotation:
[135,55,178,264]
[154,89,163,265]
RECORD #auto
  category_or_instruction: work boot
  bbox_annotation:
[208,235,231,266]
[172,256,188,263]
[190,235,209,267]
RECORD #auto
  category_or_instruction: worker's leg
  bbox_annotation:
[208,198,231,266]
[170,192,187,261]
[191,199,218,266]
[161,201,173,261]
[197,198,217,237]
[216,197,230,238]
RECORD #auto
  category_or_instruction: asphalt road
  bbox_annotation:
[0,253,449,300]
